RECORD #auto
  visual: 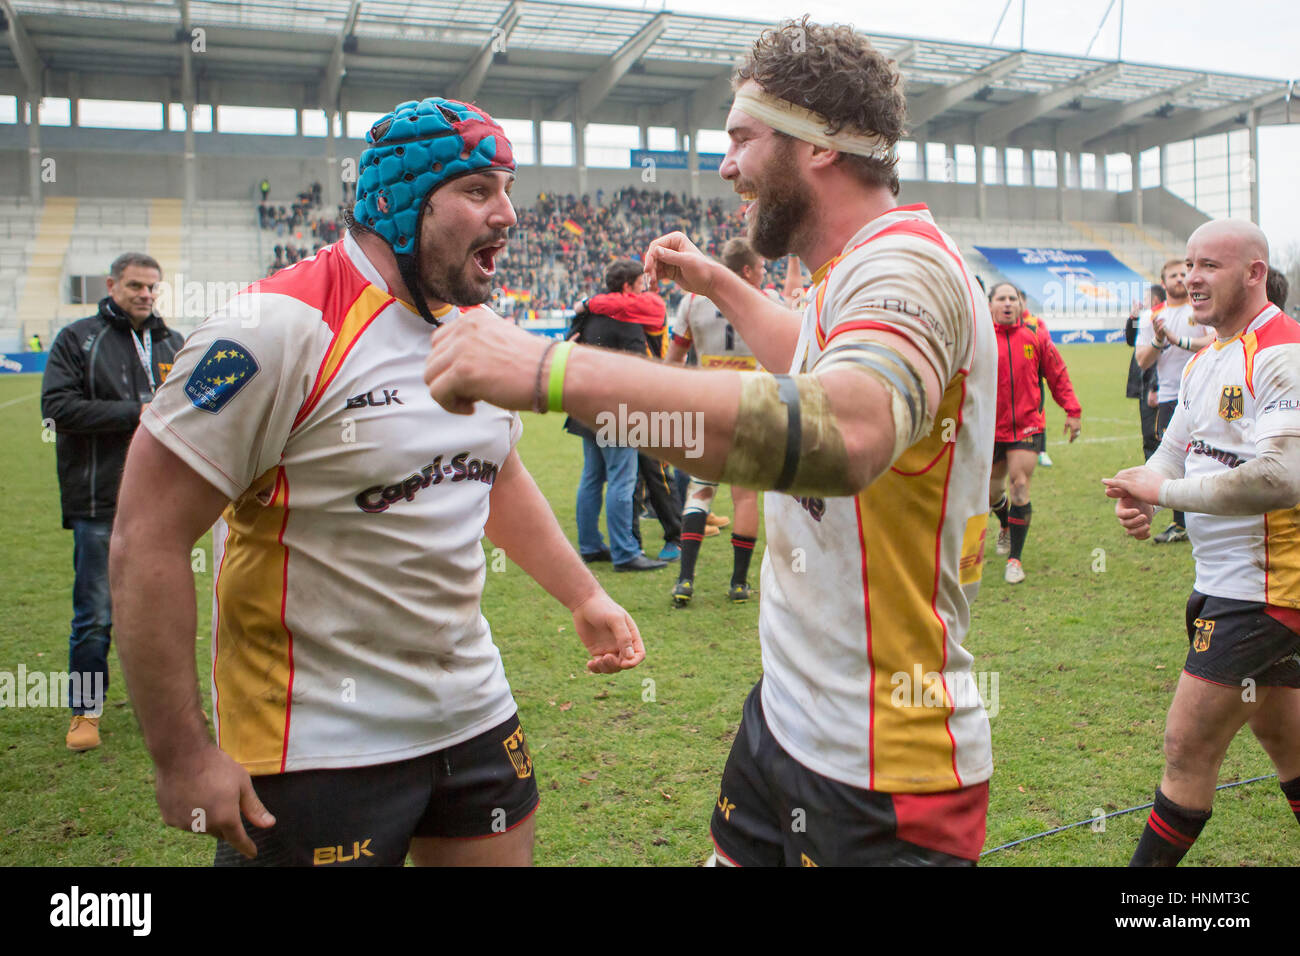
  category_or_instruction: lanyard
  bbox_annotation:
[131,327,156,392]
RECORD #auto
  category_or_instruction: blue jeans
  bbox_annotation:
[576,436,640,565]
[68,518,112,714]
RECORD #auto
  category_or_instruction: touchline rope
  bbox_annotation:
[981,774,1278,856]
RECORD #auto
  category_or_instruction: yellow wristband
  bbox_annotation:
[547,341,574,413]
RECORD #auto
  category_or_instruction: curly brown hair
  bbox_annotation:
[733,16,906,195]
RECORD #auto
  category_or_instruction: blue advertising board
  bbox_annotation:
[974,246,1146,316]
[0,353,47,374]
[630,149,726,172]
[1047,327,1130,345]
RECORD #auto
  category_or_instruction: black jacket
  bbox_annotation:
[41,298,186,528]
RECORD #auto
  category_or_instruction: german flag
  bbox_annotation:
[562,218,584,236]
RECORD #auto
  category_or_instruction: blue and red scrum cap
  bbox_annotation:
[355,97,515,255]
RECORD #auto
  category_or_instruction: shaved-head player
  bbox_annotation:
[1105,219,1300,866]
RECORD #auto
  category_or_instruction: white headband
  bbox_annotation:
[732,87,896,162]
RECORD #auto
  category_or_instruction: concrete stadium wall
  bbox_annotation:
[0,125,1141,224]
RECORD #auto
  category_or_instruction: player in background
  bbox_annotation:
[987,282,1082,583]
[1135,259,1217,543]
[1126,284,1165,460]
[666,238,778,606]
[1267,266,1288,311]
[109,97,644,867]
[781,254,809,309]
[424,18,998,866]
[1105,220,1300,866]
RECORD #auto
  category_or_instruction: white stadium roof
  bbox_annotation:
[0,0,1293,152]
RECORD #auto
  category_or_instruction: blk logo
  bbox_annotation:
[346,388,405,410]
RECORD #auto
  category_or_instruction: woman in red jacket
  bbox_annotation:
[988,283,1083,583]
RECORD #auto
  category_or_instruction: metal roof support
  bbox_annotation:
[1248,108,1259,223]
[178,0,197,205]
[574,108,587,196]
[550,11,670,121]
[1129,133,1142,228]
[891,41,917,66]
[452,1,522,103]
[976,62,1122,143]
[0,0,43,98]
[1089,87,1287,154]
[1056,131,1067,222]
[1062,76,1207,149]
[25,94,40,201]
[905,51,1026,127]
[530,98,542,167]
[689,69,737,132]
[321,0,361,113]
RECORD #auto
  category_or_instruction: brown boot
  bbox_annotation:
[66,715,101,751]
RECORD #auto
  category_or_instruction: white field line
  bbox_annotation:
[0,391,37,411]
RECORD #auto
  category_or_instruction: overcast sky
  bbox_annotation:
[598,0,1300,258]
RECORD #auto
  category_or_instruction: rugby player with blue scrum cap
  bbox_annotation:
[110,97,645,867]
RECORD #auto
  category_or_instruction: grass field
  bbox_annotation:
[1,345,1296,866]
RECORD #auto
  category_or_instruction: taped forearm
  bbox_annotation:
[1159,436,1300,515]
[721,373,855,496]
[718,342,931,497]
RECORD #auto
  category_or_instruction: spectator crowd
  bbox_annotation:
[257,182,746,311]
[257,179,348,274]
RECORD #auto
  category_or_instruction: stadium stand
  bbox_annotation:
[0,0,1293,352]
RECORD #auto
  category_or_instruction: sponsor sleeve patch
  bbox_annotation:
[184,339,259,413]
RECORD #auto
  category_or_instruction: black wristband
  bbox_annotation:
[773,375,802,492]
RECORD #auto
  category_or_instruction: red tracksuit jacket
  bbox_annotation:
[994,312,1082,443]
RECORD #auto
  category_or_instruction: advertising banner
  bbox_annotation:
[975,246,1146,317]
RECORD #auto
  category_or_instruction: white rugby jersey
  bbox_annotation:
[1165,304,1300,609]
[143,232,521,774]
[1136,303,1202,402]
[759,204,997,793]
[669,289,781,370]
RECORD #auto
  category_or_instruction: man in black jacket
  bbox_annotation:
[566,260,667,571]
[41,252,185,751]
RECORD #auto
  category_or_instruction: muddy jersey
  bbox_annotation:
[669,289,781,370]
[759,204,997,793]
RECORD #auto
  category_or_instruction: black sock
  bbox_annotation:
[1129,788,1211,867]
[678,512,707,583]
[731,534,756,587]
[991,493,1009,530]
[1280,776,1300,827]
[1008,502,1031,560]
[1173,509,1186,529]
